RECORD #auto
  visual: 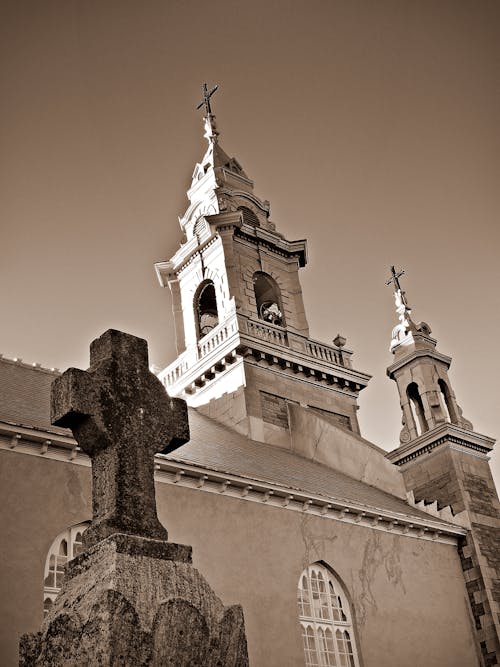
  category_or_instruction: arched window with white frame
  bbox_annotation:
[194,279,219,339]
[298,562,360,667]
[43,521,90,614]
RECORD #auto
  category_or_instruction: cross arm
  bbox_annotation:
[160,397,190,454]
[51,368,96,429]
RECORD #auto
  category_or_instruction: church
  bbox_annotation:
[1,87,499,666]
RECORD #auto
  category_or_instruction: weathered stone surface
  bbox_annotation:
[20,330,248,666]
[20,534,248,666]
[50,328,189,548]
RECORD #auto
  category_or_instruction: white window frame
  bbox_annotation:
[298,563,360,667]
[43,522,90,613]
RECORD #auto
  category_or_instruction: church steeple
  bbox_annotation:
[386,266,473,444]
[385,270,500,663]
[177,83,275,246]
[154,86,371,445]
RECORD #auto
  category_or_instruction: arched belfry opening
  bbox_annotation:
[253,272,284,326]
[438,378,458,424]
[407,382,428,436]
[195,280,219,339]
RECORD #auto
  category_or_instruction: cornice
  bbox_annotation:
[215,166,254,189]
[0,426,466,545]
[238,338,371,392]
[387,347,452,378]
[386,423,495,466]
[234,225,308,267]
[155,233,221,282]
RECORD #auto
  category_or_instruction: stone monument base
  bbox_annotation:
[20,534,249,667]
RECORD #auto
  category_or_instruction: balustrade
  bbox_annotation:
[197,315,237,359]
[162,314,352,389]
[306,341,344,366]
[246,319,288,347]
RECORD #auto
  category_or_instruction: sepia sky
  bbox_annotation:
[1,1,499,483]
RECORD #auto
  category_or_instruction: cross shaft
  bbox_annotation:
[196,82,218,115]
[386,265,405,292]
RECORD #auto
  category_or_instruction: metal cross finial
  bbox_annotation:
[386,265,406,292]
[196,83,219,116]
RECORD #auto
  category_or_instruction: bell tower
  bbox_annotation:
[155,85,371,447]
[385,266,473,442]
[385,267,500,667]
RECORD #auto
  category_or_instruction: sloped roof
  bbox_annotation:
[0,357,67,435]
[0,355,435,522]
[173,410,429,518]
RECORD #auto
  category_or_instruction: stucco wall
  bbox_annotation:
[0,448,479,667]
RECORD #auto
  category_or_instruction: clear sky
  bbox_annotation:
[1,1,499,484]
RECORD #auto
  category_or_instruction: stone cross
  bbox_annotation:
[196,82,218,115]
[51,329,189,548]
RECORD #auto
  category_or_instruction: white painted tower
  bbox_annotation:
[155,86,371,446]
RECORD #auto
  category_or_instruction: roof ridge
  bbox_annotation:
[0,354,61,375]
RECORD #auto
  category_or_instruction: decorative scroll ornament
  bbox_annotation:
[386,266,418,351]
[390,288,418,350]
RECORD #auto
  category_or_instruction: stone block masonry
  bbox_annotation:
[400,444,500,666]
[260,390,292,429]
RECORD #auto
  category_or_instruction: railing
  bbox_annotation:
[197,316,238,358]
[163,356,191,387]
[160,313,239,388]
[306,340,344,366]
[160,313,353,389]
[245,319,288,347]
[243,317,349,368]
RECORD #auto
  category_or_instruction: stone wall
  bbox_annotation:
[400,444,500,666]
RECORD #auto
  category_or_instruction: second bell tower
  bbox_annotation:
[385,267,500,666]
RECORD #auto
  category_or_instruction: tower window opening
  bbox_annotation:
[438,378,457,424]
[407,382,428,436]
[253,272,284,326]
[195,281,219,338]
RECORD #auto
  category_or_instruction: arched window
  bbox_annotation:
[43,521,90,614]
[298,563,360,667]
[438,379,457,424]
[253,272,284,326]
[237,205,260,227]
[194,280,219,339]
[407,382,428,436]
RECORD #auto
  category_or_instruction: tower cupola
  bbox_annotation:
[385,269,500,663]
[386,266,473,444]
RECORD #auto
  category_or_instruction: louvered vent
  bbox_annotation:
[237,206,260,227]
[194,217,208,238]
